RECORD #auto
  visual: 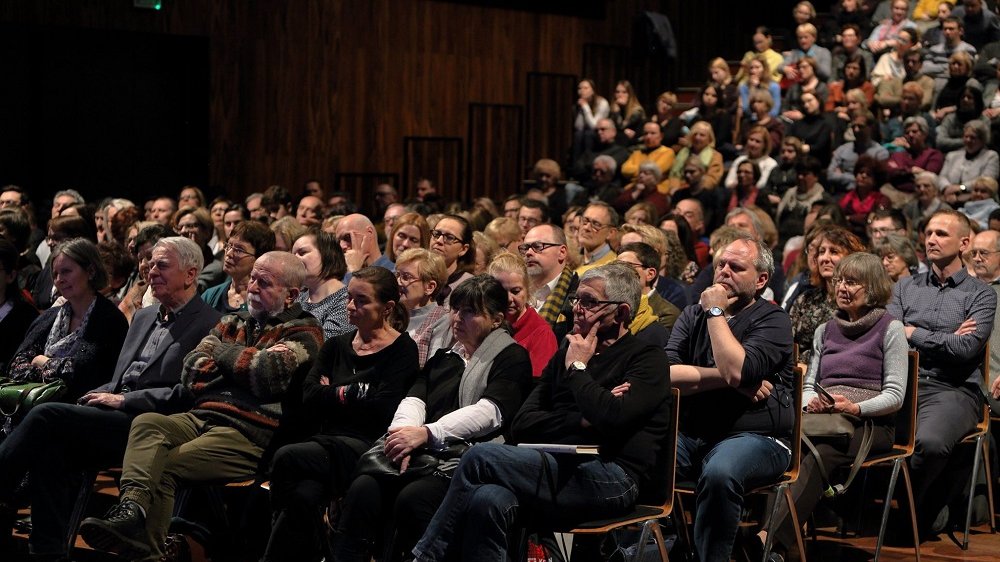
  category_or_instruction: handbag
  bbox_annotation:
[0,378,68,433]
[354,434,470,480]
[802,412,860,438]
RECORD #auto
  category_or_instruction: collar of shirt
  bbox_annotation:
[585,243,612,265]
[929,266,969,288]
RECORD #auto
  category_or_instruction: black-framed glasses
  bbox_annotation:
[569,294,624,311]
[224,243,255,259]
[518,241,561,255]
[579,216,609,231]
[430,229,462,245]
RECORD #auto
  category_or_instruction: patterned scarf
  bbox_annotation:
[44,298,97,358]
[538,267,575,324]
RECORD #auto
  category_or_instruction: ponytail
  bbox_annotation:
[388,300,410,333]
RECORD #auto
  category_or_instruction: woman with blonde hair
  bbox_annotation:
[483,217,521,253]
[736,26,785,84]
[395,248,452,367]
[726,125,778,189]
[708,57,739,117]
[487,252,557,377]
[667,121,724,193]
[738,54,782,118]
[651,91,686,147]
[270,216,307,252]
[472,232,500,275]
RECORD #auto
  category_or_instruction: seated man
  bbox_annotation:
[574,202,619,276]
[618,241,680,337]
[620,121,676,184]
[0,237,221,560]
[889,209,995,537]
[410,262,673,561]
[524,224,578,342]
[79,251,324,560]
[668,233,796,562]
[827,110,890,193]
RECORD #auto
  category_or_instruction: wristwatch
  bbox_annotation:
[569,361,588,372]
[707,306,725,318]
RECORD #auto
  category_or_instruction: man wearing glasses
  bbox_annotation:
[667,233,795,562]
[890,209,995,539]
[971,229,1000,415]
[522,224,577,341]
[575,202,619,276]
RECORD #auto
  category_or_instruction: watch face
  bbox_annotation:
[709,306,724,317]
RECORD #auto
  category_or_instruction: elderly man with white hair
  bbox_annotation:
[902,171,951,228]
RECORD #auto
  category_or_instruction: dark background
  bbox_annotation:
[0,0,802,212]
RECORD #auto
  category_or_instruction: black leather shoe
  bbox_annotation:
[79,499,151,559]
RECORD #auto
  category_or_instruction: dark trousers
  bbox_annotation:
[909,379,981,530]
[334,472,450,561]
[262,436,368,562]
[0,402,133,556]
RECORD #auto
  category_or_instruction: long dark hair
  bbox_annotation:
[352,266,408,332]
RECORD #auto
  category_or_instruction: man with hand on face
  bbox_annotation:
[889,209,995,538]
[337,213,395,283]
[0,237,221,560]
[667,233,796,562]
[410,262,673,562]
[80,251,323,561]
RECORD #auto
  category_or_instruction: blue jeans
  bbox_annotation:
[412,443,638,562]
[676,432,791,562]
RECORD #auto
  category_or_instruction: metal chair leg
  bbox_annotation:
[964,434,986,550]
[873,458,902,562]
[761,483,785,562]
[630,518,654,562]
[65,470,97,554]
[984,436,996,534]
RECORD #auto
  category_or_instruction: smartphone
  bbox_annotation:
[814,382,834,403]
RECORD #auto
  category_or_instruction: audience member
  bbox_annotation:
[488,252,558,377]
[0,240,38,372]
[292,227,351,339]
[396,248,452,367]
[202,221,276,314]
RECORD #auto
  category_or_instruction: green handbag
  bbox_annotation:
[0,378,68,424]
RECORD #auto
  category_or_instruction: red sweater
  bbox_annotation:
[511,307,559,377]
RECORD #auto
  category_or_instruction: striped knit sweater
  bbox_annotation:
[181,303,323,448]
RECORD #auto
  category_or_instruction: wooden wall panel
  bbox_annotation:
[0,0,795,207]
[582,43,632,98]
[525,72,577,174]
[467,103,523,205]
[403,137,463,203]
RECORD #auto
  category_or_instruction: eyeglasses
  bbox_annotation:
[517,241,561,254]
[224,243,255,259]
[395,270,420,284]
[430,229,462,245]
[579,216,609,231]
[970,249,1000,258]
[618,260,646,269]
[569,295,624,311]
[832,277,862,289]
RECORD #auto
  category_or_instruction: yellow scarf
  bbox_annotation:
[629,295,657,335]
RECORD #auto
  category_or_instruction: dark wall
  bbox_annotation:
[0,0,795,210]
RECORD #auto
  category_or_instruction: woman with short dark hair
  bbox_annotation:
[291,228,351,339]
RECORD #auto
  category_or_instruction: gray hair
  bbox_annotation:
[580,262,642,322]
[903,115,930,136]
[593,154,618,174]
[915,171,941,193]
[54,189,85,205]
[638,161,663,182]
[725,207,766,241]
[714,231,775,289]
[153,236,204,274]
[965,119,991,145]
[874,233,919,268]
[245,192,263,206]
[108,198,136,211]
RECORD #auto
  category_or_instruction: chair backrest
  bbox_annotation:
[663,388,681,511]
[976,343,991,433]
[893,350,920,454]
[786,365,805,482]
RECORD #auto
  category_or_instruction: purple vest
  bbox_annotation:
[818,312,894,391]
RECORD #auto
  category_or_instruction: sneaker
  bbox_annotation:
[79,499,151,559]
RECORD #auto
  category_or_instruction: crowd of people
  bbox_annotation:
[0,1,1000,561]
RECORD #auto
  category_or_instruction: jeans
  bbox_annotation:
[412,443,638,562]
[675,432,791,562]
[0,402,134,556]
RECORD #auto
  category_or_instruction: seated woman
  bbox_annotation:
[291,228,351,340]
[771,252,907,559]
[960,176,1000,229]
[174,207,225,294]
[874,233,919,282]
[614,162,670,217]
[940,120,1000,191]
[0,240,38,373]
[682,82,734,155]
[650,91,685,148]
[787,92,834,164]
[609,80,646,145]
[202,221,276,313]
[666,121,725,193]
[825,53,874,116]
[735,26,786,84]
[472,232,499,276]
[385,212,430,266]
[932,52,976,126]
[870,26,917,88]
[738,55,782,118]
[726,125,779,189]
[8,238,128,403]
[118,223,172,323]
[395,248,452,368]
[839,155,892,238]
[737,90,785,156]
[430,215,476,306]
[263,267,419,562]
[782,57,830,122]
[936,82,987,153]
[789,225,866,365]
[708,57,740,119]
[727,160,776,218]
[488,252,558,377]
[624,202,658,227]
[332,275,533,561]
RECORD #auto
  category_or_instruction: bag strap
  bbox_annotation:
[804,419,876,499]
[0,385,31,418]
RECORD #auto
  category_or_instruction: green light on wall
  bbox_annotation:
[133,0,162,10]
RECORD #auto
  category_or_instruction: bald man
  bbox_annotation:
[80,251,323,560]
[336,213,395,282]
